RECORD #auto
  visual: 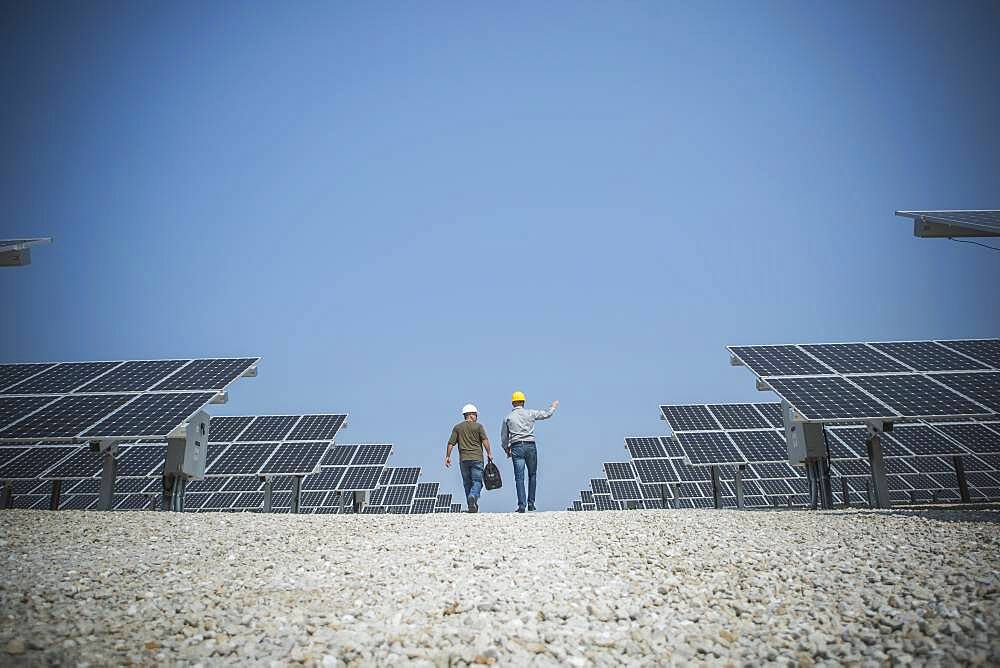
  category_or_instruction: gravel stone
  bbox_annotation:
[0,507,998,665]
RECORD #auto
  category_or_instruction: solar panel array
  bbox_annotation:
[727,339,999,422]
[896,210,1000,236]
[0,358,258,442]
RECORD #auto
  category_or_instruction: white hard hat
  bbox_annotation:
[461,404,478,415]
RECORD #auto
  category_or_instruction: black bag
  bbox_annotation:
[483,458,502,490]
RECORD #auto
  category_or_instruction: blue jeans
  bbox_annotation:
[460,459,484,499]
[510,442,537,509]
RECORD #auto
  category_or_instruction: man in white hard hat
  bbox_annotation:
[501,391,558,513]
[445,404,494,513]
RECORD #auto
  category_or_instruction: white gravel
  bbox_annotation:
[1,507,998,666]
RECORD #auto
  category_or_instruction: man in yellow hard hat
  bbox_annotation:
[445,403,493,513]
[501,391,559,512]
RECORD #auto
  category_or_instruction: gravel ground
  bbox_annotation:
[1,508,998,667]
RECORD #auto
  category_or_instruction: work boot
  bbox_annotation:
[467,496,478,513]
[527,504,536,511]
[516,507,525,513]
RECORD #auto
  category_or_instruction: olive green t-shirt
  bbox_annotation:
[448,420,488,462]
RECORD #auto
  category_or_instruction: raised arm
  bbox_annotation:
[532,400,559,420]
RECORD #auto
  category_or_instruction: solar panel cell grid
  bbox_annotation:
[675,431,746,465]
[870,341,988,372]
[671,460,712,481]
[3,362,121,395]
[186,477,227,493]
[826,428,866,459]
[884,458,918,475]
[765,377,893,421]
[60,494,97,510]
[590,478,611,495]
[937,340,1000,369]
[382,485,415,506]
[754,403,786,428]
[259,442,328,474]
[633,458,678,484]
[208,416,255,443]
[728,430,787,462]
[287,414,346,441]
[83,392,216,438]
[115,446,164,477]
[625,437,667,459]
[751,462,803,479]
[204,492,239,509]
[594,495,618,511]
[350,444,393,466]
[321,445,357,466]
[706,404,772,429]
[436,494,452,507]
[799,343,908,374]
[208,443,280,475]
[581,490,594,504]
[1,394,134,438]
[933,372,1000,413]
[729,345,833,377]
[77,360,189,393]
[416,482,439,499]
[411,499,436,514]
[849,374,987,418]
[237,416,300,442]
[152,358,257,391]
[932,423,1000,453]
[658,436,687,458]
[302,466,346,491]
[390,468,420,485]
[831,459,870,477]
[603,462,635,481]
[900,456,953,474]
[222,477,263,492]
[0,364,56,393]
[0,446,77,478]
[659,405,719,431]
[339,466,383,490]
[233,492,264,509]
[608,480,642,500]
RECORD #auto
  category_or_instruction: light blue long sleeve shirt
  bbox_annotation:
[501,405,556,450]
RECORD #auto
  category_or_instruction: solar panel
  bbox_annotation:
[608,480,642,500]
[321,445,357,466]
[633,458,678,484]
[299,491,328,507]
[3,362,122,394]
[436,493,452,508]
[848,374,986,418]
[152,358,257,391]
[186,477,227,493]
[756,478,795,496]
[594,495,619,511]
[706,404,772,430]
[870,341,989,372]
[580,490,594,504]
[675,431,746,466]
[728,430,787,462]
[934,372,1000,413]
[233,492,264,509]
[302,467,346,491]
[203,492,238,510]
[1,394,134,439]
[603,462,635,481]
[754,402,785,428]
[259,442,328,475]
[222,476,262,492]
[390,468,420,485]
[625,437,667,459]
[799,343,908,374]
[825,428,866,459]
[729,345,833,377]
[115,445,165,477]
[899,456,953,474]
[349,444,393,466]
[937,340,1000,369]
[77,360,189,393]
[932,423,999,453]
[411,498,436,514]
[750,462,803,479]
[83,392,216,438]
[659,405,719,431]
[39,447,101,478]
[0,446,76,478]
[338,466,383,490]
[572,501,582,511]
[382,485,415,506]
[60,494,97,510]
[590,478,611,495]
[0,364,55,392]
[416,482,439,499]
[237,416,299,442]
[207,416,254,442]
[831,459,870,477]
[287,414,347,441]
[884,424,966,456]
[671,460,713,481]
[207,443,280,476]
[764,377,893,421]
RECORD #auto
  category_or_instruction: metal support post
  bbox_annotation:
[169,477,187,512]
[865,424,891,509]
[953,456,971,503]
[148,494,159,511]
[710,465,722,509]
[931,490,939,504]
[262,478,274,513]
[865,478,875,508]
[786,497,792,507]
[670,484,680,509]
[49,480,62,511]
[734,465,745,510]
[97,441,118,511]
[291,476,302,514]
[659,483,669,510]
[842,478,850,509]
[1,481,12,509]
[339,491,348,514]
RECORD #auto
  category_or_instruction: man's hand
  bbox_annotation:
[444,455,452,468]
[504,447,512,459]
[551,400,559,409]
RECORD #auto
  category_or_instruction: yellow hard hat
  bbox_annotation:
[511,390,526,403]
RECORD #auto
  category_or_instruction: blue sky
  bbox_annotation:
[2,1,998,511]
